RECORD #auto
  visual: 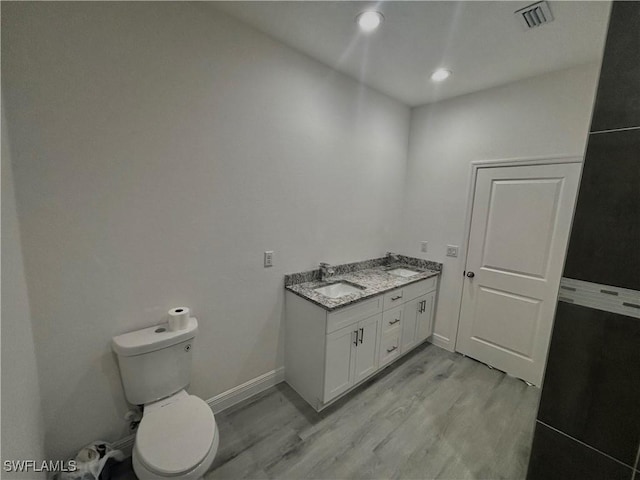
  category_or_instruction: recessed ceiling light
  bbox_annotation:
[430,69,452,82]
[356,11,384,32]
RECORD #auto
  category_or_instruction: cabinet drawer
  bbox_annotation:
[379,331,401,367]
[383,288,406,309]
[382,306,403,336]
[326,296,383,333]
[403,276,438,302]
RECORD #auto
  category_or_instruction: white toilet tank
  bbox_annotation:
[112,318,198,405]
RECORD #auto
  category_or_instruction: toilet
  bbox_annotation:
[112,317,218,480]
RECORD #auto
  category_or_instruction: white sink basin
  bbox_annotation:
[314,282,363,299]
[387,268,421,278]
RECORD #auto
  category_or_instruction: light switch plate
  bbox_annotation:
[420,241,428,253]
[446,245,459,257]
[264,251,274,267]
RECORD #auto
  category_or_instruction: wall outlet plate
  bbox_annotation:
[446,245,459,257]
[420,241,428,253]
[264,251,274,267]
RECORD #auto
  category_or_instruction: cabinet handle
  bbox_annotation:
[420,300,427,313]
[353,331,358,346]
[391,294,403,301]
[386,346,398,353]
[359,327,364,344]
[388,318,400,325]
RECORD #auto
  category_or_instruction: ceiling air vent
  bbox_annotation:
[515,1,554,30]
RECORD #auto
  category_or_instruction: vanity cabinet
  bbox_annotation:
[401,296,421,352]
[324,314,381,400]
[402,291,436,352]
[285,276,438,411]
[384,275,437,362]
[379,306,403,367]
[416,292,436,341]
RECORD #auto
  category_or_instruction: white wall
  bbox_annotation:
[398,63,600,351]
[1,2,410,459]
[1,101,46,477]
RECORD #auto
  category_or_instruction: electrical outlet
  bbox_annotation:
[420,241,428,253]
[446,245,459,257]
[264,251,274,267]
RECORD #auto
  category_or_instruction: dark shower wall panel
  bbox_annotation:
[589,1,640,132]
[527,422,633,480]
[563,129,640,291]
[536,302,640,466]
[528,3,640,479]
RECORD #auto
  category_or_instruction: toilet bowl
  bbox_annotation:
[132,390,219,480]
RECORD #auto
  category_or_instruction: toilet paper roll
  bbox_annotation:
[168,307,190,331]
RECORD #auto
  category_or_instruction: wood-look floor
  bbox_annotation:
[206,344,540,480]
[112,344,540,480]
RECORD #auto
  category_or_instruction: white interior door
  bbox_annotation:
[456,162,581,385]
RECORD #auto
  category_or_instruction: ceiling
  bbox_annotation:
[210,1,611,106]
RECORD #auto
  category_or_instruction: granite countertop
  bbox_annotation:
[285,255,442,311]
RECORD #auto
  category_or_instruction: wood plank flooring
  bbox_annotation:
[207,344,540,479]
[111,344,540,479]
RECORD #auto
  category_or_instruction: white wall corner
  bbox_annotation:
[430,334,454,352]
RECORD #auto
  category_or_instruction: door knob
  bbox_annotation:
[466,271,475,278]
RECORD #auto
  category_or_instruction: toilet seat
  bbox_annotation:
[135,394,216,476]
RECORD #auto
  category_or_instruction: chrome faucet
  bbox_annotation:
[319,262,335,281]
[386,252,400,263]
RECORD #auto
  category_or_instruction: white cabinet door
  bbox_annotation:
[401,298,419,352]
[353,314,380,383]
[416,292,435,343]
[323,325,357,402]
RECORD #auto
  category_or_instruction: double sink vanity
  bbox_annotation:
[284,254,442,411]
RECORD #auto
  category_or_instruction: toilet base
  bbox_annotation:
[132,423,219,480]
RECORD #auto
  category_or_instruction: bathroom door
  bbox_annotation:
[456,162,580,386]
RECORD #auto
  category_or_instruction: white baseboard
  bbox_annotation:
[207,367,285,413]
[112,367,285,456]
[113,434,135,458]
[431,333,454,351]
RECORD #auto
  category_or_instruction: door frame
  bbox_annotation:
[452,155,584,353]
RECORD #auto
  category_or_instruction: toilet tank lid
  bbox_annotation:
[112,317,198,357]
